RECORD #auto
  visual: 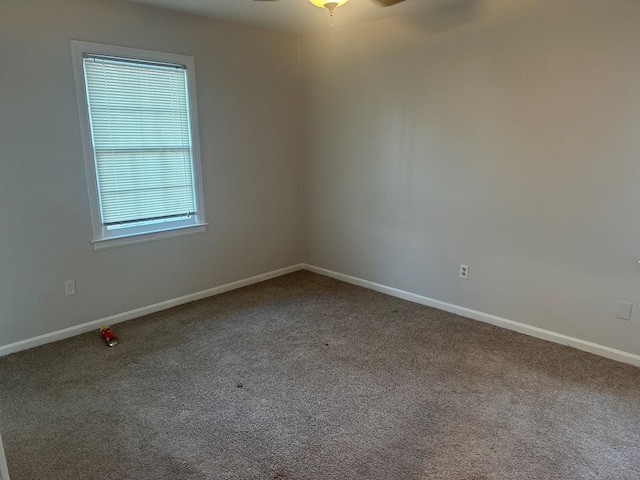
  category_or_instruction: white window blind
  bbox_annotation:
[82,54,197,229]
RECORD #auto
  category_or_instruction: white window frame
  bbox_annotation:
[71,40,207,250]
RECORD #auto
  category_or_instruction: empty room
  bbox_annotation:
[1,0,639,478]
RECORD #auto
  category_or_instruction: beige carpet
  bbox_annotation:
[1,271,639,479]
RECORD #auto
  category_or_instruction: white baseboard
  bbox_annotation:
[303,264,640,368]
[0,264,304,358]
[4,262,639,368]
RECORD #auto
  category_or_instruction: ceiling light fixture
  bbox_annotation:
[255,0,407,27]
[308,0,350,21]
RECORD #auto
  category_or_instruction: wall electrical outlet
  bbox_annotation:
[616,302,633,321]
[64,280,77,296]
[459,264,469,280]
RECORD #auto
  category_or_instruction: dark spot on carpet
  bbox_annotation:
[237,383,243,388]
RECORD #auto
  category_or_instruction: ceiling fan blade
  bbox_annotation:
[372,0,406,6]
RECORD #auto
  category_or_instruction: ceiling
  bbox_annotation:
[125,0,457,33]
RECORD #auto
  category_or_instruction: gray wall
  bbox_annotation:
[302,0,640,356]
[0,0,303,347]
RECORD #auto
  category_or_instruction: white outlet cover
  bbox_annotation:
[616,302,633,321]
[459,264,469,279]
[64,280,77,296]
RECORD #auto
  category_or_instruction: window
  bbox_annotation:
[71,41,206,250]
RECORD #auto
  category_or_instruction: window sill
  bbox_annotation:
[92,223,208,251]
